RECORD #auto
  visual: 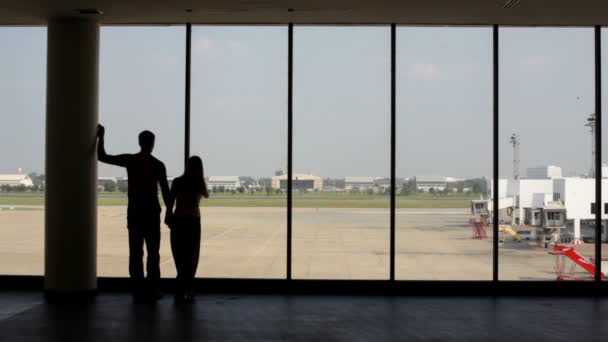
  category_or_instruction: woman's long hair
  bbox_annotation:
[182,156,206,195]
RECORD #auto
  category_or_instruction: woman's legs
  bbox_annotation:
[170,223,187,296]
[171,216,201,300]
[186,224,201,293]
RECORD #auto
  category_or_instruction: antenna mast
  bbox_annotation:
[585,113,596,178]
[509,133,520,180]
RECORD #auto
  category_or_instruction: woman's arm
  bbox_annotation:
[164,178,177,228]
[202,179,209,199]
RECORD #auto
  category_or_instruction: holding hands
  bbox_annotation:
[164,211,174,230]
[97,124,105,138]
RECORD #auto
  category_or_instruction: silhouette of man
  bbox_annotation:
[96,124,172,300]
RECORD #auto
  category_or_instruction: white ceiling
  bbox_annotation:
[2,0,608,26]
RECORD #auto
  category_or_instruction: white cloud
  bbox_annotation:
[407,63,442,81]
[193,36,217,56]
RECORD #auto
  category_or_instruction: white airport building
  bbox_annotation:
[489,165,608,243]
[415,176,447,192]
[272,174,323,191]
[526,165,563,179]
[207,176,241,190]
[0,174,34,187]
[374,177,393,192]
[345,177,377,191]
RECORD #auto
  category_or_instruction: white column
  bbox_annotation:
[518,207,523,225]
[573,218,581,242]
[45,18,99,292]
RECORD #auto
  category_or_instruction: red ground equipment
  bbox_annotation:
[548,245,606,281]
[469,216,487,239]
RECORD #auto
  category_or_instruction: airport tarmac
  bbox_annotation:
[0,206,604,281]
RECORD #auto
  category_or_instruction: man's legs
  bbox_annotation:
[143,218,161,294]
[127,228,145,294]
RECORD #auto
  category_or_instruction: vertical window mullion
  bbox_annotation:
[493,25,499,282]
[390,24,396,281]
[287,23,294,280]
[184,23,192,167]
[595,25,602,282]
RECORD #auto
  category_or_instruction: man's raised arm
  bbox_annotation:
[97,124,129,167]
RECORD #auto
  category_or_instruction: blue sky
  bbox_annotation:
[0,26,604,179]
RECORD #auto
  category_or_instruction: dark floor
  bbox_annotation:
[1,292,608,341]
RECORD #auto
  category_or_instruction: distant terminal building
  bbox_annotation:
[97,177,117,184]
[415,176,447,192]
[97,177,118,191]
[272,174,323,191]
[374,177,393,192]
[208,176,241,190]
[0,174,34,187]
[345,177,377,191]
[445,177,464,192]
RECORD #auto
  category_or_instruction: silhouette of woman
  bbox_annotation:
[166,156,209,302]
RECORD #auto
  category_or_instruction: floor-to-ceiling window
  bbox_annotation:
[292,26,391,279]
[499,27,595,280]
[191,26,287,278]
[0,27,46,275]
[3,23,608,284]
[396,26,493,280]
[98,26,185,277]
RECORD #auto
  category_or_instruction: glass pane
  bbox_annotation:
[98,26,185,277]
[191,26,287,278]
[0,28,46,275]
[499,28,595,280]
[293,26,390,280]
[396,27,493,280]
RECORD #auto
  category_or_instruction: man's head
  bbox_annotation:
[138,130,155,154]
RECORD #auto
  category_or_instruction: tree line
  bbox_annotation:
[1,173,488,197]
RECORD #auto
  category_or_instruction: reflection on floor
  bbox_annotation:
[1,292,608,341]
